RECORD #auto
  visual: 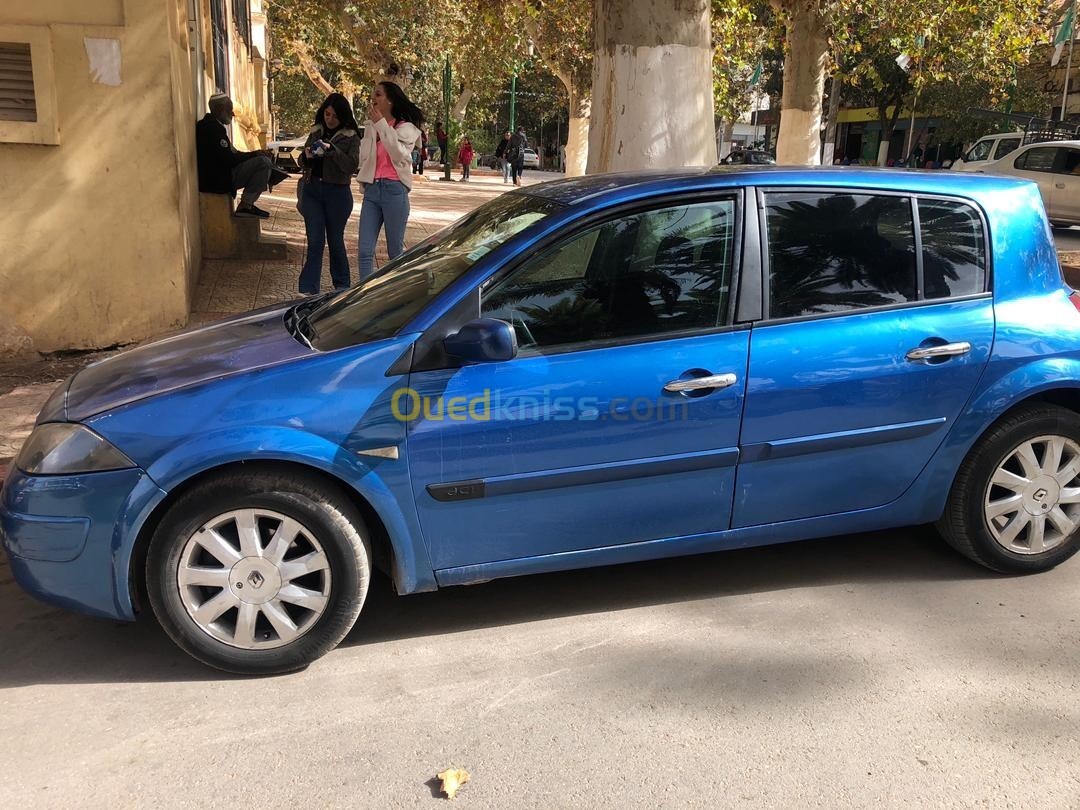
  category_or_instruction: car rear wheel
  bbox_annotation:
[146,468,370,674]
[938,403,1080,573]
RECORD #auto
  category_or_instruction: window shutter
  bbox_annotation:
[0,43,36,123]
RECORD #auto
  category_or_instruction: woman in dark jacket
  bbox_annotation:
[298,93,361,294]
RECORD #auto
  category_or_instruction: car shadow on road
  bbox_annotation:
[343,525,995,647]
[0,526,996,687]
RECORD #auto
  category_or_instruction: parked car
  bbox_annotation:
[5,168,1080,675]
[522,147,540,169]
[720,149,776,165]
[267,135,306,172]
[976,139,1080,226]
[952,131,1024,172]
[269,129,365,173]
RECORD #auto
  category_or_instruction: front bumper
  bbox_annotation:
[1,465,167,621]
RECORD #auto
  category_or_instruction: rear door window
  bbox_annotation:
[764,192,917,319]
[918,199,987,299]
[1015,147,1061,173]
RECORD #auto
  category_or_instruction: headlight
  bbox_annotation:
[15,424,135,475]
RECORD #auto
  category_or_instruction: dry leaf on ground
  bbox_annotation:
[437,767,470,799]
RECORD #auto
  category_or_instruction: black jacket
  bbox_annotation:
[196,113,259,194]
[495,138,510,159]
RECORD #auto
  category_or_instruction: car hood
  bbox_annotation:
[59,307,315,422]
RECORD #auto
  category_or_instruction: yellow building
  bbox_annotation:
[0,0,272,355]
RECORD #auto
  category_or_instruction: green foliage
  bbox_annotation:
[272,69,324,135]
[712,0,777,122]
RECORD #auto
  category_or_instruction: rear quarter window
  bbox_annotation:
[918,199,986,298]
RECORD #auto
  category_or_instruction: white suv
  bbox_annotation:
[952,132,1024,171]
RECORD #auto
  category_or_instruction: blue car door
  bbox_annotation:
[405,194,750,571]
[732,189,995,528]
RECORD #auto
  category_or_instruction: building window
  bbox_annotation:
[0,42,36,123]
[0,26,58,145]
[232,0,252,50]
[210,0,229,93]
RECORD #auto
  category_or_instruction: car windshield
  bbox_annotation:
[303,192,564,351]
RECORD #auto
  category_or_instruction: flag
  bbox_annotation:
[749,60,763,87]
[1053,3,1075,66]
[896,53,913,72]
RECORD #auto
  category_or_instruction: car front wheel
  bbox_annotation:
[938,403,1080,573]
[146,468,371,674]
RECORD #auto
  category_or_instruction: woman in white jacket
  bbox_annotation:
[357,81,424,279]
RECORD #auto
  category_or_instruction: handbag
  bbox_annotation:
[296,169,310,216]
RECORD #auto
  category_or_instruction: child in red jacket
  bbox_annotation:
[458,137,474,181]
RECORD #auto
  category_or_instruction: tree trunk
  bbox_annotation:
[587,0,716,173]
[565,88,591,177]
[451,86,474,123]
[876,99,902,166]
[717,119,735,160]
[821,73,841,164]
[774,0,828,165]
[521,10,591,175]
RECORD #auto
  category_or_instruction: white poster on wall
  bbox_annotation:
[84,38,122,87]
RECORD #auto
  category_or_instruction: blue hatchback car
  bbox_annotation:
[4,167,1080,673]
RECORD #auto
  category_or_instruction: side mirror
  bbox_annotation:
[443,318,518,363]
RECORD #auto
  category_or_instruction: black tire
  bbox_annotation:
[937,403,1080,573]
[146,468,370,675]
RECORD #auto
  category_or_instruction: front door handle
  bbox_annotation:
[905,341,972,362]
[663,373,738,393]
[1056,182,1067,189]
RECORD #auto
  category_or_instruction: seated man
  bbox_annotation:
[196,93,283,218]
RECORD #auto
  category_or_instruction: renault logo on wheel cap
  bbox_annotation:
[248,571,265,588]
[1033,488,1049,502]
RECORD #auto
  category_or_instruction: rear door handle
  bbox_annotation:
[905,341,972,362]
[1057,182,1067,189]
[663,373,738,393]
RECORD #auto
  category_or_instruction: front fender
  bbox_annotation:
[116,425,436,607]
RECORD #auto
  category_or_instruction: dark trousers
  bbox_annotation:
[438,139,448,161]
[511,160,524,184]
[299,178,353,293]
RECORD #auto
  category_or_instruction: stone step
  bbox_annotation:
[199,193,287,260]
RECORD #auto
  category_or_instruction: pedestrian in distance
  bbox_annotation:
[495,131,512,183]
[296,93,361,295]
[507,126,529,186]
[458,137,474,181]
[435,121,448,163]
[357,81,424,280]
[195,93,286,218]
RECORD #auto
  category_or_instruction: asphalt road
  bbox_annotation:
[1055,226,1080,253]
[2,525,1079,808]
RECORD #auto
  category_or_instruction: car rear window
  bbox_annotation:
[764,192,917,319]
[919,199,986,299]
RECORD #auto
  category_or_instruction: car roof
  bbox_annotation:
[518,166,1036,206]
[1013,139,1080,149]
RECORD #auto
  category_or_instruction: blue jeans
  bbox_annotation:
[299,178,353,293]
[359,179,410,280]
[502,159,512,182]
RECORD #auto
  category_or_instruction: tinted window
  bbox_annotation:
[993,138,1021,160]
[1061,149,1080,175]
[1015,147,1059,172]
[919,199,986,299]
[965,139,994,162]
[482,200,736,349]
[765,192,917,319]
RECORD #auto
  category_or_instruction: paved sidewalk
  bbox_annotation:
[192,172,557,323]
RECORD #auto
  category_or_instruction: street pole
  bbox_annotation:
[1063,0,1077,122]
[509,72,518,131]
[442,55,452,181]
